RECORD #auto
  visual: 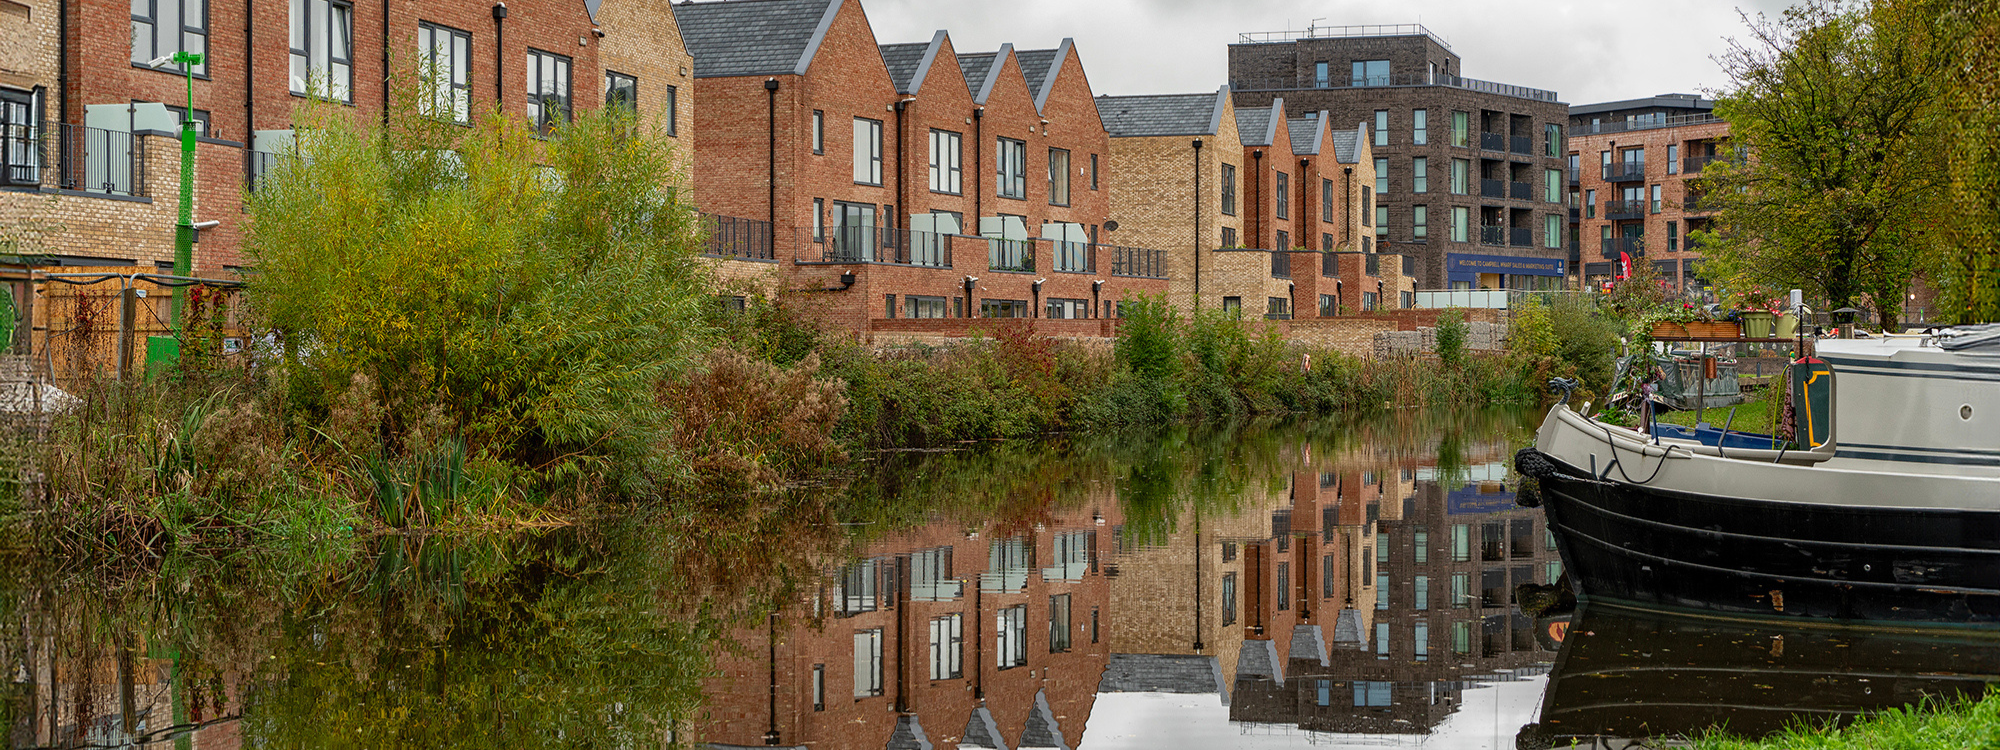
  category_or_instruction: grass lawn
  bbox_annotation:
[1657,390,1776,432]
[1693,693,2000,749]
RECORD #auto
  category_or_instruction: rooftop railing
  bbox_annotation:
[1227,73,1558,103]
[1236,23,1452,50]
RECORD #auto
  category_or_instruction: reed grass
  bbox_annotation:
[1693,692,2000,749]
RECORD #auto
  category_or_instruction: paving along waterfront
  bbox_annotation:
[9,409,1997,749]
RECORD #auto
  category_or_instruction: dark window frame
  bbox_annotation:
[418,22,473,125]
[526,48,574,135]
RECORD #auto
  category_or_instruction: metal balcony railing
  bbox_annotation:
[1604,200,1645,220]
[1509,135,1532,155]
[1603,162,1646,182]
[1480,178,1505,198]
[702,213,775,260]
[795,228,1167,277]
[1683,154,1718,173]
[800,227,956,267]
[1271,250,1291,279]
[1600,236,1644,258]
[1574,113,1724,135]
[1510,227,1533,247]
[1236,23,1453,49]
[1480,132,1506,151]
[1508,181,1533,200]
[1682,194,1714,214]
[1480,225,1505,246]
[5,123,146,196]
[1402,254,1416,276]
[1110,244,1167,278]
[1365,252,1381,276]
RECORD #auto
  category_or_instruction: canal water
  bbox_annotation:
[4,409,1998,748]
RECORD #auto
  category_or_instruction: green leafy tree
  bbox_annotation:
[1694,0,1946,329]
[245,101,711,491]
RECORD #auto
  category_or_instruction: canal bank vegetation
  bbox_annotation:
[1694,690,2000,750]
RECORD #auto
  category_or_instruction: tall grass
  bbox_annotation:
[1693,691,2000,749]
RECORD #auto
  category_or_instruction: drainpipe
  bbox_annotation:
[1252,149,1263,250]
[973,108,984,230]
[491,4,506,103]
[57,0,66,129]
[1192,139,1202,305]
[765,79,779,236]
[1344,166,1353,310]
[1031,278,1043,318]
[895,97,913,250]
[244,0,254,141]
[382,0,391,125]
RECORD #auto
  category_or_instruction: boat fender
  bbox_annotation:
[1515,447,1560,481]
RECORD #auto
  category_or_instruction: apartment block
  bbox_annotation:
[1565,93,1728,289]
[675,0,1166,335]
[1228,24,1570,291]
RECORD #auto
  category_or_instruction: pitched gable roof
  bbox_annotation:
[1095,87,1230,138]
[1287,111,1328,155]
[1234,98,1283,147]
[672,0,841,79]
[880,30,957,96]
[1017,39,1079,113]
[956,44,1013,104]
[1328,124,1363,164]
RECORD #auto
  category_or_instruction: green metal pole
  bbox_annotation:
[170,51,202,333]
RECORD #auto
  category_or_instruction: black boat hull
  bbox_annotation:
[1528,450,2000,625]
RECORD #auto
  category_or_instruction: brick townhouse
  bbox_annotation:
[673,0,1167,334]
[1565,93,1728,290]
[1229,24,1570,291]
[696,504,1116,749]
[1,0,692,276]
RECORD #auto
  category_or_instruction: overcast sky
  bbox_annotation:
[861,0,1800,106]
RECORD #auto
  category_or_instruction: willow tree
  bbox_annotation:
[1693,1,1946,328]
[244,98,711,491]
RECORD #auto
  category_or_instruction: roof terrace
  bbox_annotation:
[1235,23,1452,51]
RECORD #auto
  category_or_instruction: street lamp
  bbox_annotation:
[150,50,203,332]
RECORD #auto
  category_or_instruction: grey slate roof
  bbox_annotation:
[886,715,934,750]
[1328,127,1361,164]
[1235,638,1282,684]
[880,43,929,93]
[1288,624,1330,667]
[1017,48,1058,100]
[957,52,997,101]
[672,0,839,79]
[1098,654,1225,694]
[1287,113,1325,155]
[1095,90,1226,137]
[1234,106,1274,146]
[959,708,1007,750]
[1019,691,1071,750]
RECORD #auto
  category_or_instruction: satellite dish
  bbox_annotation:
[1103,220,1119,232]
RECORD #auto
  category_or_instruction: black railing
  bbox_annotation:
[15,124,146,196]
[803,227,956,267]
[1271,250,1291,279]
[244,150,280,192]
[1365,253,1381,276]
[2,119,40,187]
[1480,178,1505,198]
[702,213,776,261]
[1322,251,1339,277]
[1110,244,1167,278]
[1574,113,1724,135]
[1480,225,1505,246]
[1223,72,1559,103]
[1683,154,1717,173]
[1568,207,1580,221]
[1508,181,1532,201]
[1682,194,1713,214]
[1604,200,1645,220]
[988,236,1034,272]
[1480,132,1506,151]
[1510,135,1532,155]
[1402,254,1415,276]
[1510,227,1533,247]
[1567,171,1579,186]
[1601,236,1644,258]
[1604,162,1646,182]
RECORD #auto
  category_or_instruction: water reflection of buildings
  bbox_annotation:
[696,503,1116,750]
[1101,441,1561,741]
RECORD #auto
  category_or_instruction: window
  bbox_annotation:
[290,0,352,101]
[1090,153,1100,190]
[1548,561,1564,583]
[929,129,962,194]
[1451,111,1469,147]
[1322,233,1334,252]
[1221,226,1237,248]
[1276,230,1290,252]
[1277,562,1291,611]
[1452,572,1470,607]
[1545,168,1562,203]
[929,615,963,679]
[884,294,896,319]
[1,90,39,186]
[1048,594,1073,652]
[1046,298,1088,319]
[1362,290,1377,310]
[1373,110,1388,146]
[853,629,883,697]
[853,118,883,185]
[1376,572,1390,609]
[998,606,1027,668]
[1275,172,1289,219]
[603,70,636,119]
[1415,622,1429,661]
[907,295,948,318]
[812,198,825,240]
[1584,189,1596,218]
[1048,148,1070,205]
[995,137,1027,199]
[1319,294,1336,316]
[1360,187,1372,226]
[1221,573,1237,625]
[1668,220,1679,251]
[1545,214,1562,248]
[831,202,875,261]
[1413,526,1429,563]
[912,547,958,600]
[1451,207,1469,242]
[417,23,470,123]
[1375,158,1388,195]
[1413,109,1427,145]
[1453,621,1472,654]
[163,105,209,135]
[1545,123,1563,157]
[135,0,209,77]
[526,49,572,134]
[813,110,824,154]
[1412,157,1427,193]
[1221,163,1237,215]
[1351,59,1389,86]
[1414,575,1429,610]
[1314,61,1330,88]
[1376,207,1387,237]
[1413,205,1428,238]
[1323,554,1337,598]
[1650,184,1662,213]
[1450,158,1469,195]
[665,85,678,136]
[1321,178,1334,221]
[1222,296,1241,318]
[1668,143,1680,174]
[1600,149,1612,178]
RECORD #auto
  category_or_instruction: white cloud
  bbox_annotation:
[858,0,1778,105]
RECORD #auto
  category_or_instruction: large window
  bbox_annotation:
[1414,575,1430,610]
[1221,573,1237,625]
[1277,562,1291,611]
[928,615,963,680]
[996,137,1026,199]
[1450,158,1469,195]
[1413,205,1427,238]
[1412,109,1427,145]
[1351,59,1389,87]
[527,49,572,134]
[1360,187,1370,225]
[1545,123,1564,157]
[1376,206,1388,237]
[419,23,471,123]
[1412,157,1427,193]
[665,85,678,136]
[1275,172,1289,219]
[853,629,883,697]
[1373,110,1388,146]
[1451,111,1468,148]
[1451,206,1469,242]
[1,90,38,187]
[906,295,949,319]
[1221,163,1237,215]
[1545,214,1563,248]
[1049,594,1073,652]
[603,70,636,119]
[1375,158,1388,195]
[1668,143,1681,174]
[1545,168,1562,203]
[997,605,1027,668]
[134,0,208,77]
[290,0,352,101]
[1321,178,1334,221]
[925,130,961,193]
[853,118,883,185]
[1452,572,1470,607]
[1048,148,1070,206]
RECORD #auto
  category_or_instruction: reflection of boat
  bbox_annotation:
[1518,603,2000,746]
[1518,333,2000,623]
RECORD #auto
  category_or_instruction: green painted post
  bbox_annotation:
[170,50,202,333]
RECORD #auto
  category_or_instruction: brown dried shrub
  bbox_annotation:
[659,349,847,490]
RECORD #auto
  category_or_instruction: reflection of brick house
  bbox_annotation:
[674,0,1167,335]
[696,504,1117,750]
